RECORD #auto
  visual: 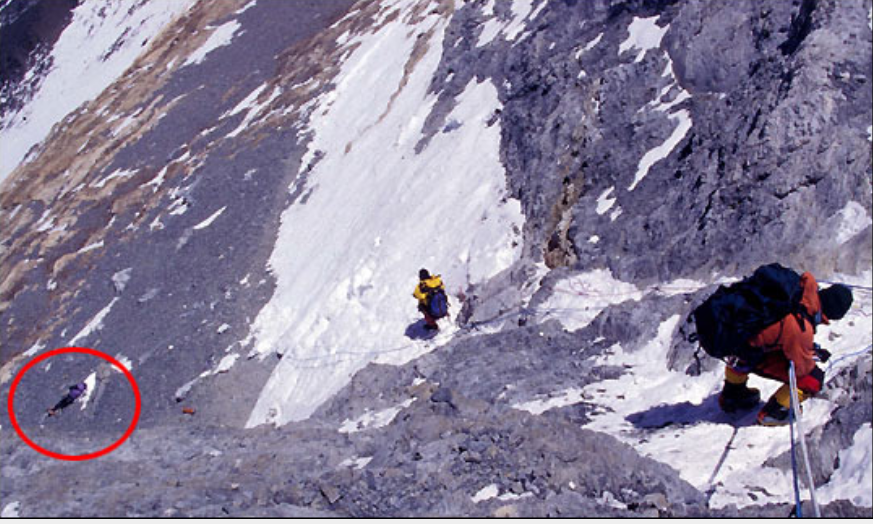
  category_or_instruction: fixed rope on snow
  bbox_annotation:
[825,344,873,374]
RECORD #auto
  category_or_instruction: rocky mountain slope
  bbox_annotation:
[1,0,871,517]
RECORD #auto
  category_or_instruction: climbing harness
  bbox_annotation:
[789,361,821,518]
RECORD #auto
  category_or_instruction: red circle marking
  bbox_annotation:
[7,347,141,461]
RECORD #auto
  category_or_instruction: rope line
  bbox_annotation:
[817,279,873,292]
[704,426,739,503]
[826,344,873,374]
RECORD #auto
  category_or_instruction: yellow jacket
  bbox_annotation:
[413,276,445,306]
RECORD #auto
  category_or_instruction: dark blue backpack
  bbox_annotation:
[428,288,449,319]
[692,263,804,363]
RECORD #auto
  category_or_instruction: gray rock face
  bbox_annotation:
[433,0,873,283]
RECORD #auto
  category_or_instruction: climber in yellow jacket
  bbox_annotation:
[413,269,447,330]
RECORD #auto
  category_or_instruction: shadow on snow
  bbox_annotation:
[404,319,439,341]
[626,393,760,430]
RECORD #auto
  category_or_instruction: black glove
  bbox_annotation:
[813,344,831,363]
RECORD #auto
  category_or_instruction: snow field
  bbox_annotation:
[246,0,524,427]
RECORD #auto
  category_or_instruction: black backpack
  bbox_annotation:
[692,263,804,364]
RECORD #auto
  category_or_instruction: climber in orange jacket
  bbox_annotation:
[718,272,853,426]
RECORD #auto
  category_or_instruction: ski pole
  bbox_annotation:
[789,361,821,517]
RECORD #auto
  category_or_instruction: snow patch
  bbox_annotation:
[91,168,136,188]
[595,187,616,215]
[472,483,500,503]
[338,398,415,434]
[818,423,873,508]
[114,354,134,372]
[228,86,282,139]
[576,33,603,59]
[174,353,239,401]
[513,387,585,415]
[619,16,668,63]
[652,278,709,297]
[34,209,56,232]
[24,341,46,357]
[236,0,258,15]
[648,55,692,113]
[339,456,373,469]
[477,0,545,46]
[213,353,239,374]
[112,268,133,293]
[193,206,227,230]
[79,372,97,410]
[471,483,533,503]
[146,165,170,192]
[1,502,20,518]
[183,20,241,67]
[77,240,104,254]
[830,200,871,245]
[111,113,140,137]
[536,269,643,331]
[504,0,547,41]
[628,109,692,191]
[68,298,119,346]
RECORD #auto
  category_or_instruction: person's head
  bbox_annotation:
[819,284,853,321]
[419,268,430,281]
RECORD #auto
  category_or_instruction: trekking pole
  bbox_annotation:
[789,362,821,517]
[788,395,802,517]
